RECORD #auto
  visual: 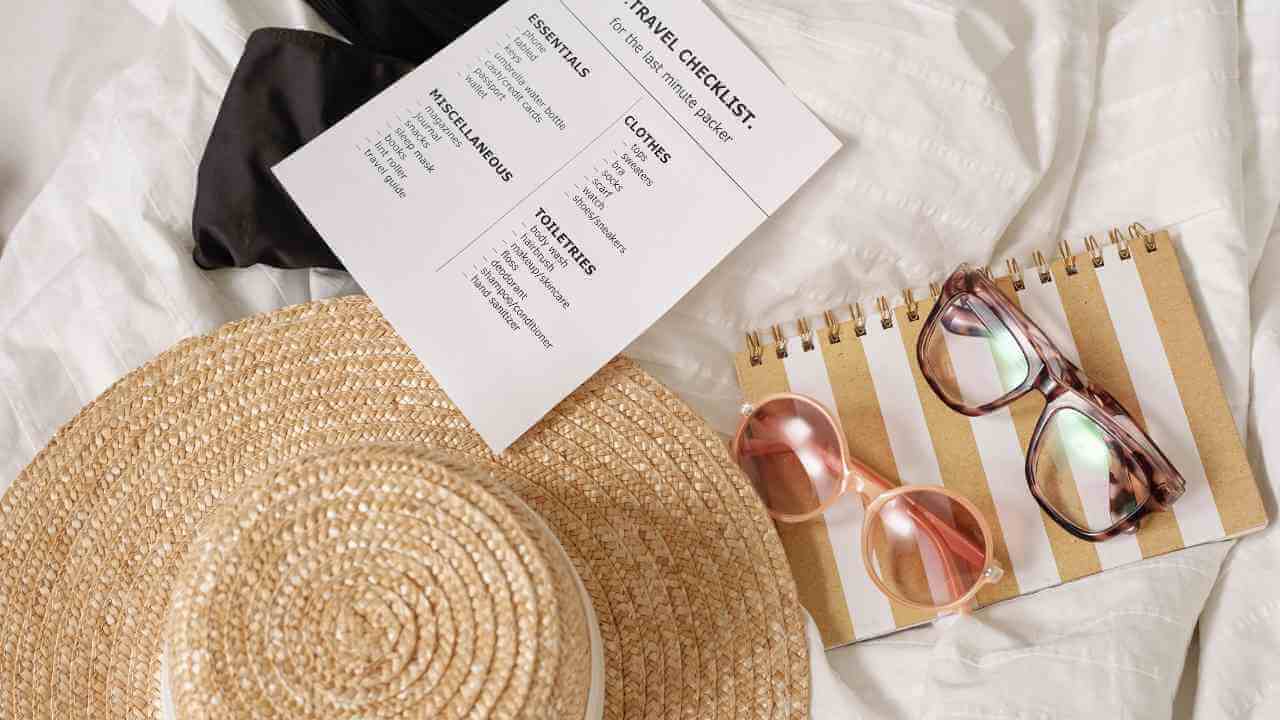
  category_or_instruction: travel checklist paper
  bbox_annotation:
[275,0,840,451]
[735,232,1267,648]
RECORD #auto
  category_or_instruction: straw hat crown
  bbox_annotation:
[164,445,593,718]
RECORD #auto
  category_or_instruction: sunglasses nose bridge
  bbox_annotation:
[846,460,889,501]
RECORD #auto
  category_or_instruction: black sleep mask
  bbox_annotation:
[192,29,414,270]
[193,2,504,271]
[303,0,502,64]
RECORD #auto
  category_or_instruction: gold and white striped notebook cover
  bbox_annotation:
[733,227,1267,648]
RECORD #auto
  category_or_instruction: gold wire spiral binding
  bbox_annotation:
[1007,258,1026,291]
[1084,235,1105,268]
[1131,222,1158,252]
[904,289,920,322]
[746,331,764,366]
[797,317,815,352]
[851,303,868,337]
[741,221,1162,360]
[824,309,841,344]
[1032,250,1052,284]
[1059,239,1078,275]
[771,325,788,359]
[876,296,894,329]
[1109,228,1132,261]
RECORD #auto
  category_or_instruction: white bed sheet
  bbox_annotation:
[0,1,163,241]
[0,1,1276,718]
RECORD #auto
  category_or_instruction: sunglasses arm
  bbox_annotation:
[902,502,980,601]
[850,459,988,570]
[739,435,848,479]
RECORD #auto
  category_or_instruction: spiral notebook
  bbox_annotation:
[733,226,1268,648]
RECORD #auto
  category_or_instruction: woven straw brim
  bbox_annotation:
[0,296,808,719]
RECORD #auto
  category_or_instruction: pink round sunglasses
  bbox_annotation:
[733,393,1003,612]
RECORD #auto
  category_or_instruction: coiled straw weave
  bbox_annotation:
[164,446,592,718]
[0,296,808,719]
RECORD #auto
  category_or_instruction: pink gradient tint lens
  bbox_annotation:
[864,488,993,607]
[734,397,845,518]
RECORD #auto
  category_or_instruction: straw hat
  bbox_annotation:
[0,296,808,719]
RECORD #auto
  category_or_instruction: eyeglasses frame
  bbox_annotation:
[917,265,1186,542]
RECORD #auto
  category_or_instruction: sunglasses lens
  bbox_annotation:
[865,488,991,607]
[735,397,845,518]
[1035,409,1149,533]
[922,294,1030,410]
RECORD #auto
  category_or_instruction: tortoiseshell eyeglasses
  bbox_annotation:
[917,264,1185,542]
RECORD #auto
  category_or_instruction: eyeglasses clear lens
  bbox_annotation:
[864,488,991,607]
[734,397,844,518]
[1035,409,1149,533]
[922,294,1030,409]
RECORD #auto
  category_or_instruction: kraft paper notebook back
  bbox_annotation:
[733,227,1268,648]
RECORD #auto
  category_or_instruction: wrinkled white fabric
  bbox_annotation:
[0,1,159,241]
[1192,4,1280,717]
[0,1,1276,718]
